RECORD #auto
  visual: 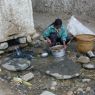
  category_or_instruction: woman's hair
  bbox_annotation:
[53,18,62,27]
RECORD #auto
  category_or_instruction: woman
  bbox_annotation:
[43,18,70,49]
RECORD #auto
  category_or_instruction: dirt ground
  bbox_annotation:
[33,12,95,33]
[0,12,95,95]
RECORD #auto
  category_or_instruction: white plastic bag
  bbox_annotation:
[67,16,95,36]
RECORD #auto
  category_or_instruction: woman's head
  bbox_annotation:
[54,18,62,29]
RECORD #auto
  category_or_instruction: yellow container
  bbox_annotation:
[75,34,95,53]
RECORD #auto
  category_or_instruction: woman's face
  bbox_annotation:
[55,25,61,29]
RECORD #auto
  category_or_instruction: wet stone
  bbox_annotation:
[19,37,27,44]
[40,91,56,95]
[21,72,34,81]
[77,91,84,95]
[67,91,73,95]
[44,57,81,79]
[82,63,95,69]
[41,52,48,58]
[77,88,84,92]
[50,81,57,91]
[27,35,32,43]
[77,56,90,64]
[0,42,8,50]
[2,58,31,71]
[0,50,4,54]
[82,79,91,83]
[86,87,91,92]
[0,68,1,72]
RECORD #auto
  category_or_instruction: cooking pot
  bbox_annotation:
[50,45,65,58]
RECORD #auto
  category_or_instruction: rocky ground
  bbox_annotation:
[0,12,95,95]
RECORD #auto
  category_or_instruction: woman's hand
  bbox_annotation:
[63,44,67,49]
[46,38,52,45]
[63,41,67,49]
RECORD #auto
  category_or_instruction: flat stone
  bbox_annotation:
[2,58,31,71]
[67,91,73,95]
[82,79,91,83]
[51,81,57,87]
[27,35,32,43]
[86,87,91,92]
[19,37,26,44]
[77,91,84,95]
[77,56,90,64]
[0,50,4,54]
[45,57,81,79]
[50,81,57,90]
[21,72,34,81]
[77,88,84,92]
[0,42,8,50]
[40,91,56,95]
[41,52,48,58]
[83,63,95,69]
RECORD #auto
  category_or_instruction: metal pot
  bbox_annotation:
[50,45,65,58]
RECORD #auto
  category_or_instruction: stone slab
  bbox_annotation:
[83,63,95,69]
[0,42,8,50]
[77,56,90,64]
[21,72,34,81]
[44,57,81,79]
[2,57,31,71]
[40,91,56,95]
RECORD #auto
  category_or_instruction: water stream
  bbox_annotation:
[14,46,22,56]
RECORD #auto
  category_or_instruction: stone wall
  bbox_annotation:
[32,0,95,18]
[0,0,35,42]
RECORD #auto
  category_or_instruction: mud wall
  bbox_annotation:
[33,0,95,18]
[0,0,35,42]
